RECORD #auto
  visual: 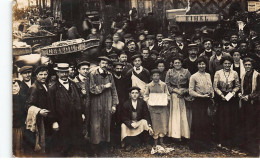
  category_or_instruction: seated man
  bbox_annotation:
[121,86,153,150]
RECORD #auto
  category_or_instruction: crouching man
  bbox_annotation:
[121,86,153,151]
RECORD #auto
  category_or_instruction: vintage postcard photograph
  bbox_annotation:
[11,0,260,158]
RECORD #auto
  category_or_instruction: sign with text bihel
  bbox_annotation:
[175,14,219,22]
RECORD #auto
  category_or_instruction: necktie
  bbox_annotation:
[136,67,140,70]
[63,81,69,84]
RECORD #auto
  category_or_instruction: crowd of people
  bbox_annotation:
[12,8,260,157]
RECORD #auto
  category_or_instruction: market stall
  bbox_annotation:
[13,24,57,47]
[40,38,100,64]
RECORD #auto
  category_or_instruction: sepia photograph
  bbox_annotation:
[11,0,260,158]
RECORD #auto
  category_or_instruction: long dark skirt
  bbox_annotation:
[240,100,259,155]
[191,97,212,142]
[216,94,239,147]
[190,97,212,152]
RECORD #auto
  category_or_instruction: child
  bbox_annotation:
[144,69,170,147]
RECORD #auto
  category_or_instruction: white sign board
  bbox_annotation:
[175,14,219,22]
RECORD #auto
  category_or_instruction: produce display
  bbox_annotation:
[13,40,32,56]
[13,24,56,46]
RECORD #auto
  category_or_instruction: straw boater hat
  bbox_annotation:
[54,63,70,71]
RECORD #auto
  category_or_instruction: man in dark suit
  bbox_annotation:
[48,63,84,157]
[121,86,153,151]
[18,66,34,154]
[111,62,127,147]
[25,65,52,155]
[155,33,164,52]
[146,35,160,52]
[73,61,91,141]
[100,37,121,57]
[174,34,188,58]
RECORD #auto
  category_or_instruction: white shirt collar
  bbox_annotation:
[98,67,104,74]
[133,66,143,74]
[79,74,86,81]
[114,74,121,79]
[42,84,48,91]
[189,57,197,62]
[151,80,162,86]
[59,78,69,90]
[131,100,137,109]
[149,45,154,50]
[205,49,212,52]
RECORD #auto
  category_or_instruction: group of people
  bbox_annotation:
[13,9,260,157]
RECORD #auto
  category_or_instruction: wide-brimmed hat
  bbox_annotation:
[54,63,70,71]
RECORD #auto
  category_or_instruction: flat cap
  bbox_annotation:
[150,50,159,55]
[131,54,143,61]
[187,43,198,49]
[146,35,155,39]
[19,66,33,73]
[124,33,132,38]
[151,69,161,75]
[98,56,111,62]
[105,38,113,43]
[35,65,49,74]
[128,86,141,93]
[108,53,118,58]
[113,62,124,67]
[77,61,90,68]
[162,38,173,42]
[202,38,213,44]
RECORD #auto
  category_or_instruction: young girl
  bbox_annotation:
[144,69,170,146]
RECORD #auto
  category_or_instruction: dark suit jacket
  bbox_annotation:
[100,47,121,57]
[15,80,33,128]
[121,99,152,129]
[26,80,52,135]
